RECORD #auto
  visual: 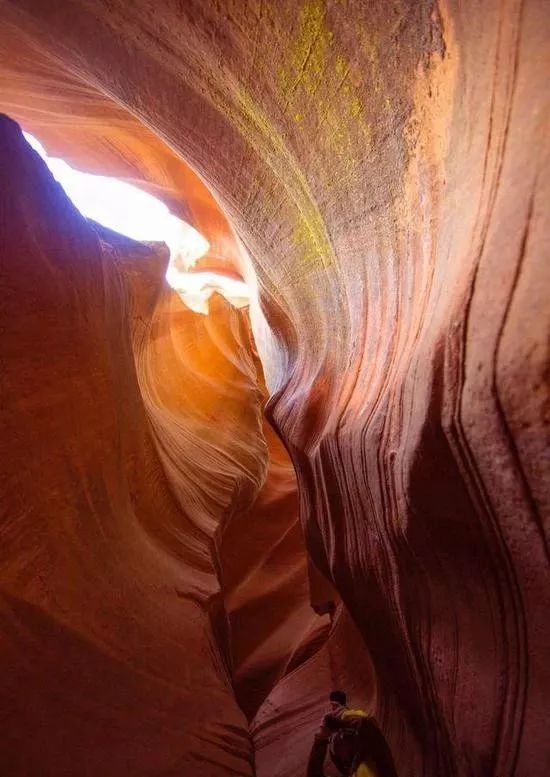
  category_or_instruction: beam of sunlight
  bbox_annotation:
[165,267,251,315]
[23,132,250,314]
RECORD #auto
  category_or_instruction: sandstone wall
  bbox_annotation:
[0,1,548,774]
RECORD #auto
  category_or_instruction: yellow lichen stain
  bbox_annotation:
[335,55,347,77]
[279,0,333,99]
[279,0,372,176]
[228,0,384,271]
[349,96,363,119]
[234,86,334,270]
[292,210,333,271]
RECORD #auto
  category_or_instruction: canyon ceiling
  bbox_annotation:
[0,1,548,776]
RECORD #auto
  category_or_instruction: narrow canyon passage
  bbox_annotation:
[0,116,374,775]
[0,2,548,776]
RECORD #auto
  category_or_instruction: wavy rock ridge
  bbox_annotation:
[1,1,549,776]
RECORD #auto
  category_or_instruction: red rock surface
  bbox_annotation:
[1,1,549,775]
[0,116,257,775]
[0,115,351,775]
[0,21,244,281]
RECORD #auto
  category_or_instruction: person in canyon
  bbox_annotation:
[306,691,398,777]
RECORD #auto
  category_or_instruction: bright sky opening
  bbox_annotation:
[23,132,250,314]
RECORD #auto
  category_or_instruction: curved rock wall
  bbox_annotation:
[0,21,244,279]
[0,113,349,776]
[0,1,548,775]
[0,116,260,775]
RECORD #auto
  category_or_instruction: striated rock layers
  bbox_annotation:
[1,1,549,776]
[0,116,255,775]
[0,114,370,775]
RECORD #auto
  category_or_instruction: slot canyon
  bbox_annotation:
[0,1,548,775]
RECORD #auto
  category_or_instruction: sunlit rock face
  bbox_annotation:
[0,116,257,775]
[0,114,356,776]
[1,1,549,776]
